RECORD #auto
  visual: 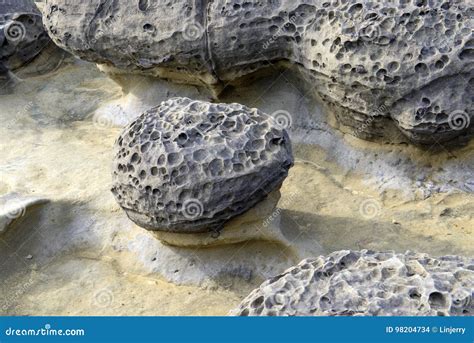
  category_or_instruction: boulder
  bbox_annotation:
[111,97,293,233]
[230,250,474,316]
[42,0,473,145]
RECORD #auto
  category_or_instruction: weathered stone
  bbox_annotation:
[1,1,46,68]
[111,97,293,233]
[0,0,68,92]
[42,0,473,145]
[150,190,305,249]
[230,250,474,316]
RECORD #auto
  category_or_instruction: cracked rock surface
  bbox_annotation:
[111,97,293,233]
[42,0,473,145]
[230,250,474,316]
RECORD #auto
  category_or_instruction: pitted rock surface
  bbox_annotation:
[111,97,293,233]
[42,0,473,145]
[1,1,49,71]
[1,0,67,92]
[230,250,474,316]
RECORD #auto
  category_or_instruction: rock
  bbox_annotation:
[0,0,67,93]
[42,0,473,145]
[230,250,474,316]
[111,97,293,233]
[151,190,292,248]
[0,0,47,70]
[0,193,49,234]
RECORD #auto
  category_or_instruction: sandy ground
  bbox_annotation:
[0,60,472,315]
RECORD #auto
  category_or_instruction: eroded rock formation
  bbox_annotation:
[0,0,68,92]
[230,250,474,316]
[111,97,293,233]
[42,0,473,144]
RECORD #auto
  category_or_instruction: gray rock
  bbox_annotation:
[0,0,67,92]
[230,250,474,316]
[111,97,293,233]
[151,190,283,248]
[1,1,48,69]
[42,0,473,145]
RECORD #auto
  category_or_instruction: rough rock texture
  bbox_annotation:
[42,0,473,145]
[111,97,293,233]
[0,0,67,92]
[0,0,48,69]
[151,190,282,247]
[230,250,474,316]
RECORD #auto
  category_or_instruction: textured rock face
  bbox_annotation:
[0,0,67,92]
[1,0,48,69]
[42,0,473,145]
[151,190,282,247]
[230,250,474,316]
[111,97,293,233]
